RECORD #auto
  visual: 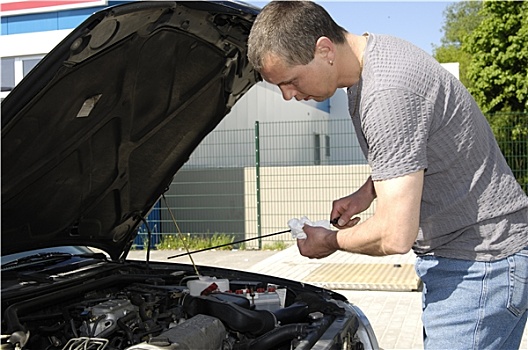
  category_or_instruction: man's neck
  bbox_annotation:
[336,33,367,88]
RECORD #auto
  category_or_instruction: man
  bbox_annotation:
[247,1,528,349]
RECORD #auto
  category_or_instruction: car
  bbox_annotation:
[1,1,379,349]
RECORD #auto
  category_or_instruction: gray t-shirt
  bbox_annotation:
[348,33,528,261]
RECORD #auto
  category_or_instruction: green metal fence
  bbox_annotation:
[137,115,528,250]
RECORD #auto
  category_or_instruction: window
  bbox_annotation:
[314,133,321,165]
[23,58,41,76]
[1,55,44,99]
[1,57,15,92]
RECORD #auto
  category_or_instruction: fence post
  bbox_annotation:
[255,121,262,249]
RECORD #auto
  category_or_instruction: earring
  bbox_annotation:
[329,60,333,65]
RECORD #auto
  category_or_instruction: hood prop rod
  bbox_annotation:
[162,194,201,275]
[140,216,153,269]
[167,228,291,259]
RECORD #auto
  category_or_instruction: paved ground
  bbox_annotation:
[128,247,527,350]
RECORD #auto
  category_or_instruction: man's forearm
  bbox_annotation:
[334,172,423,256]
[335,216,404,256]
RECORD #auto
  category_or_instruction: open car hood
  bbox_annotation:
[1,1,260,260]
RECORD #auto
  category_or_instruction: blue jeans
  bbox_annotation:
[415,247,528,350]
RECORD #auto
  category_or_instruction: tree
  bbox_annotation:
[463,1,528,113]
[433,1,483,88]
[461,1,528,193]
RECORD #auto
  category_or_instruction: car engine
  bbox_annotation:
[1,264,367,350]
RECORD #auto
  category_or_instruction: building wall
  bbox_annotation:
[218,81,331,131]
[1,1,115,34]
[0,30,72,57]
[163,168,246,240]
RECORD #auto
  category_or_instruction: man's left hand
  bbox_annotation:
[297,224,339,259]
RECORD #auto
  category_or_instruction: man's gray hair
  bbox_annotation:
[248,1,347,71]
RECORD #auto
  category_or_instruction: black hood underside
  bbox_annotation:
[1,1,260,260]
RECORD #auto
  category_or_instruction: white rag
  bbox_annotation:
[287,216,331,239]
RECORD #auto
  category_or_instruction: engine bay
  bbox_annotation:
[1,263,365,350]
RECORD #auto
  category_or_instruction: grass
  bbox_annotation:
[262,240,290,251]
[156,233,237,251]
[133,232,290,251]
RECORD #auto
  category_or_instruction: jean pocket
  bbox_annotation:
[507,248,528,317]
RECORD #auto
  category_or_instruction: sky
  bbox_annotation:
[249,1,456,55]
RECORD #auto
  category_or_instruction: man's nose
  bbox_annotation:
[280,86,296,101]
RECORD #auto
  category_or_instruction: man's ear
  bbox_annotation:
[315,36,335,61]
